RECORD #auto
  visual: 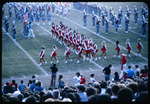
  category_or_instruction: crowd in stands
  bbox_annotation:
[2,64,148,102]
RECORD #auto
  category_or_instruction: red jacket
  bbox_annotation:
[80,78,86,84]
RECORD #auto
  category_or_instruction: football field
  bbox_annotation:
[2,2,148,87]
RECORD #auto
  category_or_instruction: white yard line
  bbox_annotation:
[52,13,148,61]
[89,68,94,71]
[2,28,49,76]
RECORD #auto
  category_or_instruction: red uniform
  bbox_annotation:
[55,27,59,36]
[39,49,45,58]
[93,44,98,53]
[51,25,55,32]
[137,42,143,49]
[115,44,121,51]
[69,35,73,43]
[127,42,132,50]
[85,45,91,53]
[101,45,107,52]
[121,57,127,70]
[65,47,70,55]
[76,39,80,48]
[51,48,57,57]
[89,41,93,47]
[73,38,76,46]
[80,77,86,84]
[58,28,62,37]
[85,39,88,45]
[62,30,65,39]
[78,46,82,55]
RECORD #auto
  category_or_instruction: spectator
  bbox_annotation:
[118,87,133,102]
[135,65,141,76]
[50,64,58,88]
[100,81,107,94]
[105,87,112,96]
[8,96,20,102]
[17,94,24,102]
[52,90,60,100]
[113,72,119,82]
[29,79,36,92]
[90,74,95,84]
[73,72,81,87]
[88,94,98,102]
[96,93,111,102]
[135,91,148,102]
[44,98,54,102]
[86,87,97,98]
[126,66,135,79]
[111,84,120,101]
[27,80,32,90]
[65,93,76,102]
[121,71,127,80]
[103,64,112,81]
[74,93,81,102]
[34,81,44,92]
[127,82,138,100]
[25,95,37,102]
[58,75,65,89]
[34,93,41,102]
[41,93,53,102]
[9,80,18,90]
[9,85,16,93]
[143,65,148,75]
[3,82,11,94]
[135,71,140,78]
[62,98,72,102]
[140,69,147,78]
[32,75,38,84]
[77,85,88,102]
[80,74,86,85]
[18,80,27,93]
[93,82,101,94]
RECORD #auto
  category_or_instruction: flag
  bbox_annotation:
[23,6,28,26]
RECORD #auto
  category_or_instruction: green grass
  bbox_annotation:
[2,2,148,80]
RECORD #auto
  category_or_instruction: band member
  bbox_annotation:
[11,21,16,41]
[119,54,127,79]
[136,38,143,56]
[141,16,148,37]
[114,41,121,58]
[126,39,132,57]
[124,14,129,33]
[114,15,119,33]
[83,9,87,27]
[50,45,59,64]
[92,11,96,28]
[64,45,72,63]
[4,16,9,34]
[105,17,109,34]
[99,41,107,60]
[39,46,47,66]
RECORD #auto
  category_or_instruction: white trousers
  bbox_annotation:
[119,64,126,79]
[28,29,35,38]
